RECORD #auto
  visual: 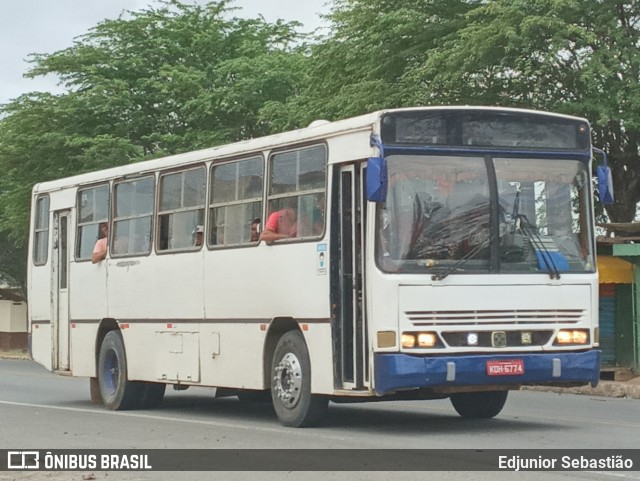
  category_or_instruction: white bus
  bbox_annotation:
[28,107,602,427]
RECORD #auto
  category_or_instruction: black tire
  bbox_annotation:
[237,390,272,403]
[140,382,166,409]
[271,331,328,427]
[97,331,144,410]
[450,390,508,419]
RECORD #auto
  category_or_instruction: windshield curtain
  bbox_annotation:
[376,154,595,275]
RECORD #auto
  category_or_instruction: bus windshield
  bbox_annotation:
[376,154,595,275]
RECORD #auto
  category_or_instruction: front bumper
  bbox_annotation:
[374,350,600,395]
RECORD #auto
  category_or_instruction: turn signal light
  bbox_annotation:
[377,331,397,348]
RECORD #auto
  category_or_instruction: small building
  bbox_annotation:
[597,256,634,369]
[0,298,28,350]
[597,222,640,376]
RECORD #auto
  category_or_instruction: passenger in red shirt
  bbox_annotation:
[261,208,297,244]
[92,223,109,264]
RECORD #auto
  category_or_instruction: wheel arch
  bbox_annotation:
[95,318,119,369]
[262,317,302,387]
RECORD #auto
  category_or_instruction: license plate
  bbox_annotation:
[486,359,524,376]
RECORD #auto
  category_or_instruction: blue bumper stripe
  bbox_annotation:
[374,350,600,395]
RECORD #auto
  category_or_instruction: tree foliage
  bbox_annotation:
[265,0,480,129]
[278,0,640,222]
[0,0,306,288]
[406,0,640,222]
[24,0,305,151]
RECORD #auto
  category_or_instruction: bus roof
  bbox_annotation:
[32,106,587,194]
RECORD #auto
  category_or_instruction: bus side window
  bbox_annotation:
[209,156,263,247]
[76,184,109,261]
[266,144,327,242]
[112,176,154,256]
[157,166,205,252]
[33,195,50,265]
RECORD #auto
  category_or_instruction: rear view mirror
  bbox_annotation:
[366,157,387,202]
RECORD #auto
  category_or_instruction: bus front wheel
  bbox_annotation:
[450,390,508,419]
[271,331,328,427]
[98,331,143,410]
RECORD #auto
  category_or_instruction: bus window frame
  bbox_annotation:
[111,174,156,259]
[75,182,111,262]
[32,194,50,266]
[265,142,328,244]
[156,164,207,255]
[208,154,265,250]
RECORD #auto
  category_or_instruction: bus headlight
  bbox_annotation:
[402,332,438,348]
[401,333,416,348]
[555,329,589,345]
[417,332,437,348]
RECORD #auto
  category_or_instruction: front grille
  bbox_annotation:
[406,309,585,326]
[442,330,554,348]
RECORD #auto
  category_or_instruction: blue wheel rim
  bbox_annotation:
[102,349,119,396]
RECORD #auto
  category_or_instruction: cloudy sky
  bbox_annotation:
[0,0,330,105]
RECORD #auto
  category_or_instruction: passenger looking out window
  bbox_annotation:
[261,206,297,244]
[92,223,108,264]
[265,145,326,244]
[250,218,261,242]
[194,225,204,246]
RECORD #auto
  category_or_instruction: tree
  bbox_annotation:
[0,231,26,297]
[24,0,305,151]
[265,0,479,129]
[279,0,640,222]
[0,0,307,286]
[403,0,640,222]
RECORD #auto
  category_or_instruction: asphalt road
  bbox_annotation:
[1,359,639,481]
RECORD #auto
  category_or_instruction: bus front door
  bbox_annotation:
[52,210,71,372]
[332,164,367,391]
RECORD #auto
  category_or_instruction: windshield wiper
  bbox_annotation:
[431,240,489,281]
[431,214,562,281]
[516,214,561,279]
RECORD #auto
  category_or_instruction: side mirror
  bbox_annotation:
[594,148,614,204]
[596,165,614,204]
[366,157,388,202]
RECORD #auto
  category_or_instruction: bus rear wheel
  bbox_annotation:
[271,331,328,427]
[98,331,143,410]
[450,390,508,419]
